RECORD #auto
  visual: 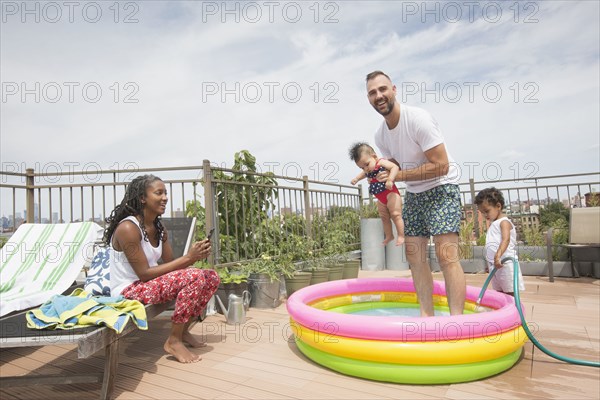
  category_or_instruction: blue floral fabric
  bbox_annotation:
[403,184,461,237]
[84,247,111,296]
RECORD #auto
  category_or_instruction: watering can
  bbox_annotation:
[215,291,251,325]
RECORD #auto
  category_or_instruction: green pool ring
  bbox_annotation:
[295,339,522,384]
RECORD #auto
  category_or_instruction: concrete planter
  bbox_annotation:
[303,267,329,285]
[520,261,572,277]
[326,264,345,281]
[341,260,360,279]
[360,218,385,271]
[427,244,441,272]
[460,259,486,273]
[285,272,312,297]
[385,225,409,271]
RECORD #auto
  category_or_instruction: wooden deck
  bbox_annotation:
[1,271,599,399]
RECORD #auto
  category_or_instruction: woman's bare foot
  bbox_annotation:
[182,331,207,348]
[395,236,405,246]
[164,339,201,363]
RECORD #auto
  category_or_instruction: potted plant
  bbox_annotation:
[301,256,330,285]
[458,221,485,273]
[242,253,295,308]
[214,266,249,315]
[278,234,314,296]
[321,229,353,280]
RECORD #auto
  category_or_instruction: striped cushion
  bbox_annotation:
[0,222,103,317]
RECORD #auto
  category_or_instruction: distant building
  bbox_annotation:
[510,212,540,240]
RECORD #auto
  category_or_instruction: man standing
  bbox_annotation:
[366,70,465,316]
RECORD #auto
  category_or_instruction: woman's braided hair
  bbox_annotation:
[103,174,166,245]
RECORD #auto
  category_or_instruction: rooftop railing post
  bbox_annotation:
[358,185,363,209]
[303,176,312,239]
[546,228,554,283]
[469,178,479,238]
[26,168,34,223]
[203,159,216,266]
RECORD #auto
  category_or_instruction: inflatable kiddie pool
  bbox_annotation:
[286,278,527,384]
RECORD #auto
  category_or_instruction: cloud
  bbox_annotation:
[1,0,598,206]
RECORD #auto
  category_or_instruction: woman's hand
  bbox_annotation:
[187,239,212,262]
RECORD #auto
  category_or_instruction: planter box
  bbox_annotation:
[460,259,486,273]
[520,261,573,277]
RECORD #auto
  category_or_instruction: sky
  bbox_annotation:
[1,0,599,213]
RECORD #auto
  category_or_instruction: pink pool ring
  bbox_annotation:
[287,278,522,341]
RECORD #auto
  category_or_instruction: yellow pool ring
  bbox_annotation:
[291,318,527,365]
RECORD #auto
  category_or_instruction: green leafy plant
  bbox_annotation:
[458,221,474,259]
[476,233,486,246]
[359,202,380,218]
[522,225,544,246]
[214,150,278,263]
[216,266,248,284]
[241,253,296,282]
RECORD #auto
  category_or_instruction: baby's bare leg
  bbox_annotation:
[377,201,394,246]
[386,193,405,246]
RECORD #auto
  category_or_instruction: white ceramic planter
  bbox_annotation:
[385,225,409,270]
[360,218,385,271]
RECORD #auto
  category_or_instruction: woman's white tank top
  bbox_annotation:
[109,216,162,295]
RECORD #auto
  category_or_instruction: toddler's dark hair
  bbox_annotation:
[474,187,505,209]
[348,142,375,162]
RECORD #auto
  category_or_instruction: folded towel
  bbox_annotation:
[26,288,148,334]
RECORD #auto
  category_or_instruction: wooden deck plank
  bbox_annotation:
[1,273,598,400]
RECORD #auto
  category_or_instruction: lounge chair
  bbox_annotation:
[0,218,197,400]
[547,207,600,280]
[1,222,103,317]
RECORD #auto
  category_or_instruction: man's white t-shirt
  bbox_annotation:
[374,104,459,193]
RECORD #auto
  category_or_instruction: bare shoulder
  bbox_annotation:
[499,219,513,230]
[113,219,142,246]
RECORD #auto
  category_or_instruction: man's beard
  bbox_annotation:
[373,97,395,116]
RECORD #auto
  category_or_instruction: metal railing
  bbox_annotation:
[458,172,600,238]
[0,161,362,265]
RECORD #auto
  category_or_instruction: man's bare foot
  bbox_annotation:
[396,236,405,246]
[382,236,393,246]
[183,331,207,348]
[164,339,201,363]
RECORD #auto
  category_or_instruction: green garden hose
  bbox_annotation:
[476,257,599,368]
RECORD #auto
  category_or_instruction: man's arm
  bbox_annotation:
[378,143,449,182]
[377,158,400,181]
